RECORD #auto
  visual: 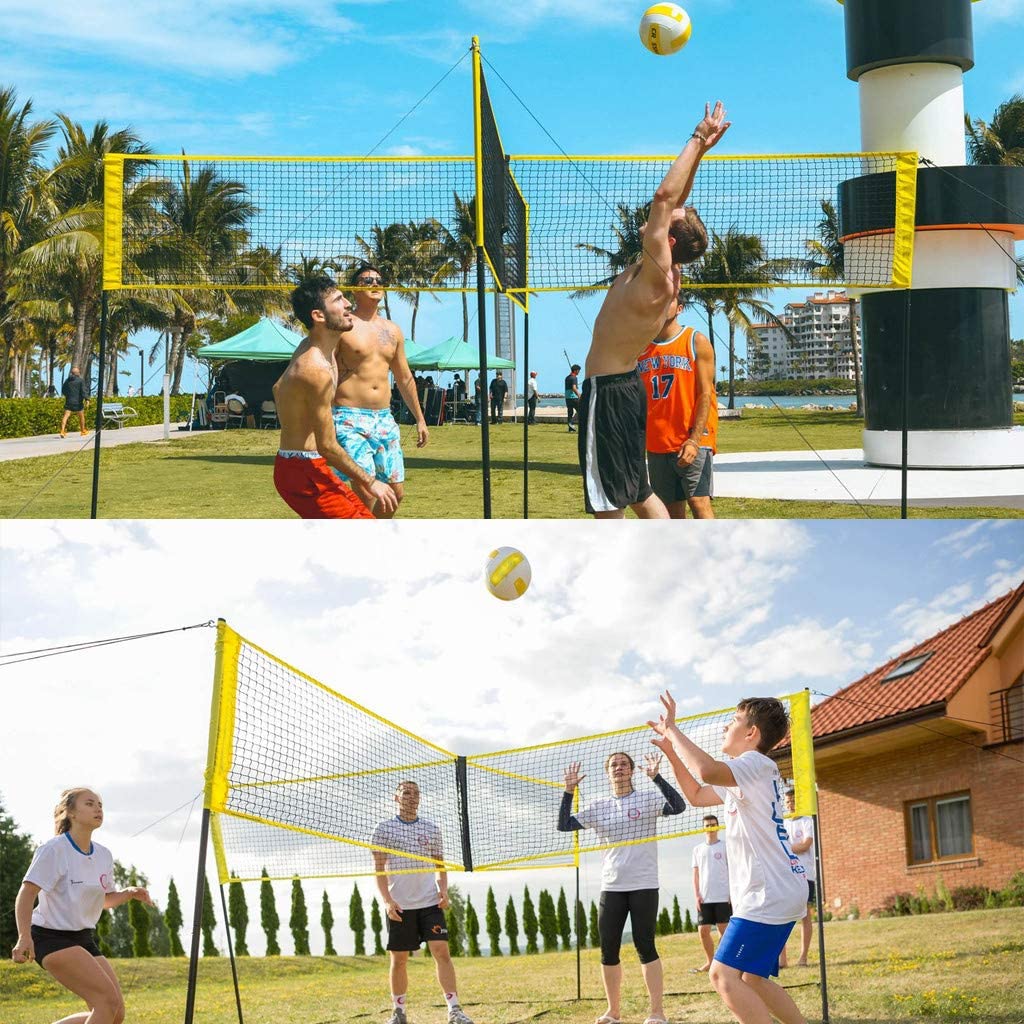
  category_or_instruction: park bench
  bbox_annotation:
[101,402,139,428]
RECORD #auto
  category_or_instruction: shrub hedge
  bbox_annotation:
[0,396,198,439]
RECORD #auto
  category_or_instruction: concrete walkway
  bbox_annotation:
[1,423,1020,508]
[0,422,211,462]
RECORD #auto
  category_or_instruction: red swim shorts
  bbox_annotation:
[274,451,373,519]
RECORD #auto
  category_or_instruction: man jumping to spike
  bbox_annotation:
[372,781,473,1024]
[579,102,729,518]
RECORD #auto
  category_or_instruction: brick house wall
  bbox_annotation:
[817,735,1024,916]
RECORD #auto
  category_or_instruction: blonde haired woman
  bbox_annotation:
[11,788,153,1024]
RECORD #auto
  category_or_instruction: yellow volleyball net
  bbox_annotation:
[204,621,817,885]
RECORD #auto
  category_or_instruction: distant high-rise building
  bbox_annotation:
[748,291,861,382]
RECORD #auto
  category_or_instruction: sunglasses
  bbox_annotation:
[356,276,384,285]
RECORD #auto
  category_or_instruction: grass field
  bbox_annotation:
[2,410,1022,519]
[2,908,1021,1023]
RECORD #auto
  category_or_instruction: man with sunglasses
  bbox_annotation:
[331,263,429,517]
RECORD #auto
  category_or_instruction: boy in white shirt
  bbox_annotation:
[692,813,732,971]
[649,694,808,1024]
[780,788,816,968]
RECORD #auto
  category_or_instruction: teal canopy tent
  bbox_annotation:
[195,317,305,361]
[406,337,515,371]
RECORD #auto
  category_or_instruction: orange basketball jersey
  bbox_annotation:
[637,326,718,454]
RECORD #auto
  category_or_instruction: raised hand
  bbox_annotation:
[693,101,731,150]
[643,752,662,779]
[564,761,586,792]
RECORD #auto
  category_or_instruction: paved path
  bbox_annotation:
[1,426,1020,508]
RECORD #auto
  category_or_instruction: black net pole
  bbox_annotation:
[456,756,474,872]
[812,812,830,1024]
[219,883,245,1024]
[523,309,529,519]
[183,806,212,1024]
[89,291,108,519]
[900,290,912,520]
[476,248,492,518]
[575,865,581,1001]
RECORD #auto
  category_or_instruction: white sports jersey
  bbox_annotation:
[785,815,817,881]
[691,839,731,903]
[370,816,444,911]
[25,834,115,931]
[712,750,807,925]
[576,789,665,892]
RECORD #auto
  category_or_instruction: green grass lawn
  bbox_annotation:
[2,410,1022,519]
[1,908,1021,1023]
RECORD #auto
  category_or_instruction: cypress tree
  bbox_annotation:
[556,888,571,951]
[148,904,171,956]
[446,906,462,957]
[260,868,281,955]
[485,887,503,956]
[349,884,366,956]
[322,891,336,956]
[165,878,184,957]
[465,896,481,956]
[657,907,671,936]
[575,899,587,949]
[96,909,114,957]
[538,889,558,952]
[683,908,694,933]
[129,871,152,957]
[201,876,219,956]
[588,901,599,947]
[0,799,35,959]
[369,897,383,955]
[522,886,539,954]
[671,896,682,934]
[504,896,520,956]
[228,874,249,955]
[290,878,310,955]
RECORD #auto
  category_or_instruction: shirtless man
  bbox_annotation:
[332,264,429,518]
[579,101,729,519]
[273,276,398,519]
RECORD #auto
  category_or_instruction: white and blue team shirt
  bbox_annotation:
[712,750,807,925]
[25,833,115,931]
[370,816,444,911]
[785,815,817,882]
[575,789,665,892]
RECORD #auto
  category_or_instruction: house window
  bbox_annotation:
[905,792,973,864]
[882,652,933,682]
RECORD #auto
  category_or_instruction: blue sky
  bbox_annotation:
[2,519,1022,954]
[3,0,1022,393]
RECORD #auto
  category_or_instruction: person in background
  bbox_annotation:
[527,371,539,424]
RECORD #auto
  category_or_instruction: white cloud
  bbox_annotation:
[985,559,1024,600]
[885,581,981,656]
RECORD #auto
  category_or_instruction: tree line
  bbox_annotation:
[0,84,479,399]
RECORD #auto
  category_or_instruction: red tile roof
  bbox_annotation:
[811,583,1024,740]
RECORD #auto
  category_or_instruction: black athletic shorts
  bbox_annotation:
[697,901,733,926]
[578,369,653,514]
[806,880,817,905]
[31,925,101,966]
[386,904,448,951]
[63,401,84,413]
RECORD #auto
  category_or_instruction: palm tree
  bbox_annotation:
[572,201,651,297]
[0,87,56,396]
[805,198,864,413]
[393,219,446,341]
[696,228,793,409]
[965,93,1024,167]
[352,222,411,320]
[433,191,477,341]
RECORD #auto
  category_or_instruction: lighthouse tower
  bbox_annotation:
[837,0,1024,468]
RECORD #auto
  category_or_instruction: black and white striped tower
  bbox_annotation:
[838,0,1024,468]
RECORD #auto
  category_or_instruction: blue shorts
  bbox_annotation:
[331,406,404,484]
[714,917,796,979]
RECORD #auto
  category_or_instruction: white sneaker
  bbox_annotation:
[447,1008,474,1024]
[387,1009,407,1024]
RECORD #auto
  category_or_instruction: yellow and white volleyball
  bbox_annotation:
[484,547,531,601]
[639,3,692,55]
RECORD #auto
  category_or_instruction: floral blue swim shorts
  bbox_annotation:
[331,406,405,484]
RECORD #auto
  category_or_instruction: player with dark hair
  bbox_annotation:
[649,695,808,1024]
[579,102,729,518]
[273,275,397,518]
[371,781,473,1024]
[692,812,731,971]
[11,788,153,1024]
[559,751,685,1024]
